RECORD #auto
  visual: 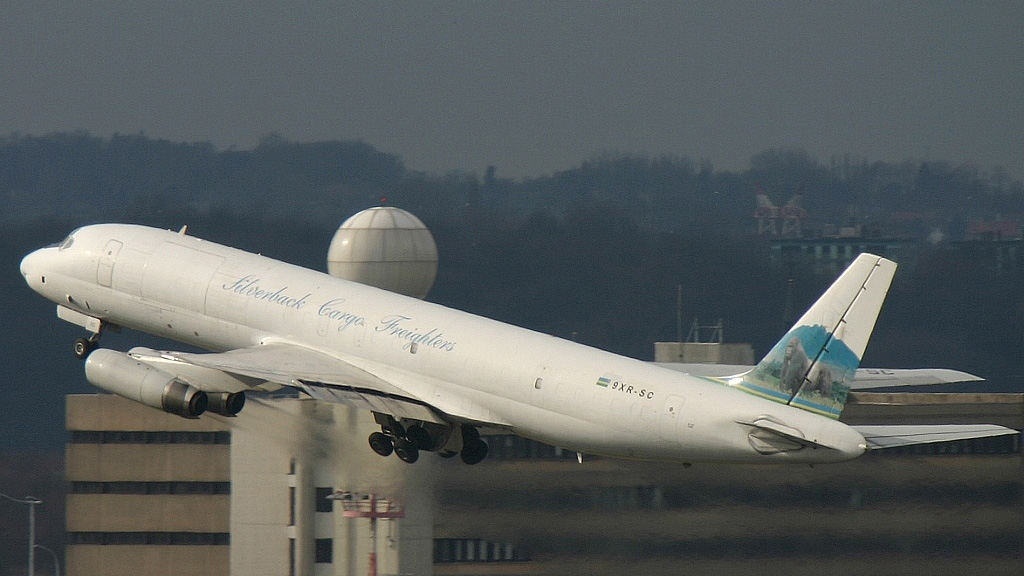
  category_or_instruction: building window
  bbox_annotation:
[68,532,230,545]
[70,430,230,444]
[315,487,333,512]
[69,481,230,495]
[433,538,527,563]
[288,539,296,576]
[288,487,296,526]
[314,538,333,563]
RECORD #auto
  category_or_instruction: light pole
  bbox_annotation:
[0,492,42,576]
[326,491,404,576]
[34,544,61,576]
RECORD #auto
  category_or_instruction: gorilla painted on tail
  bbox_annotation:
[779,337,809,394]
[780,336,837,399]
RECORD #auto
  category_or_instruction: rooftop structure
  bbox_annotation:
[327,207,439,299]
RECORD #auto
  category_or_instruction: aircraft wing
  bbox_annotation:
[128,344,509,427]
[656,363,983,389]
[170,344,406,391]
[851,424,1019,449]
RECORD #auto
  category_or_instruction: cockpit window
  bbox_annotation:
[53,227,81,251]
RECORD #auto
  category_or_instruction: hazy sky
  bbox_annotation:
[3,2,1022,179]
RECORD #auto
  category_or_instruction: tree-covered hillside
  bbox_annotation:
[2,132,1021,235]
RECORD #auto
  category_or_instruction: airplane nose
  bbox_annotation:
[20,248,49,289]
[20,251,34,278]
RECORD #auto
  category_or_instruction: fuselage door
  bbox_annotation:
[97,240,123,287]
[658,394,687,443]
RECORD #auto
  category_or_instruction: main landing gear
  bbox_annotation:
[368,430,423,464]
[368,416,429,464]
[368,415,489,465]
[459,425,488,465]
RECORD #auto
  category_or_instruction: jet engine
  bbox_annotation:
[84,349,208,418]
[206,391,245,416]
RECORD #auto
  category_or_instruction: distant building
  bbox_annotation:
[948,238,1024,274]
[951,221,1024,274]
[965,220,1021,241]
[769,237,917,275]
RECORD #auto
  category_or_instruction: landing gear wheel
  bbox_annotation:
[394,439,419,464]
[460,439,488,465]
[458,425,487,464]
[73,338,96,360]
[406,424,433,451]
[462,424,481,443]
[368,432,394,457]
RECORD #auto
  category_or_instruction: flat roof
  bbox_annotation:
[842,392,1024,429]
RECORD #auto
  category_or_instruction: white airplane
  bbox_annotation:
[20,224,1015,465]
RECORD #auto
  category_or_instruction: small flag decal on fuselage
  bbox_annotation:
[596,377,611,388]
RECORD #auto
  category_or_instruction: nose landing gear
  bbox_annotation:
[73,334,100,359]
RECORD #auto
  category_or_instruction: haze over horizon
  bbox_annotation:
[2,2,1022,180]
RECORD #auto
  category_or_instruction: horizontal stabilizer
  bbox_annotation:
[657,363,984,389]
[847,368,984,389]
[853,424,1018,449]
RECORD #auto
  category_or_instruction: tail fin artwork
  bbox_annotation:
[737,254,898,419]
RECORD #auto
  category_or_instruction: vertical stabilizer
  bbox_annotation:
[737,254,897,418]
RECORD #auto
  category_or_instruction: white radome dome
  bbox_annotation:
[327,207,438,299]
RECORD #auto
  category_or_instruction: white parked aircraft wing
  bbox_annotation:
[852,424,1018,449]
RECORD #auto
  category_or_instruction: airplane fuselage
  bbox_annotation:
[21,224,866,464]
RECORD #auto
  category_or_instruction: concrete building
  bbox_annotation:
[228,397,433,576]
[65,386,1022,576]
[65,394,432,576]
[653,342,755,365]
[66,394,232,576]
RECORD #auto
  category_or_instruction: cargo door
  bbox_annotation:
[141,243,224,313]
